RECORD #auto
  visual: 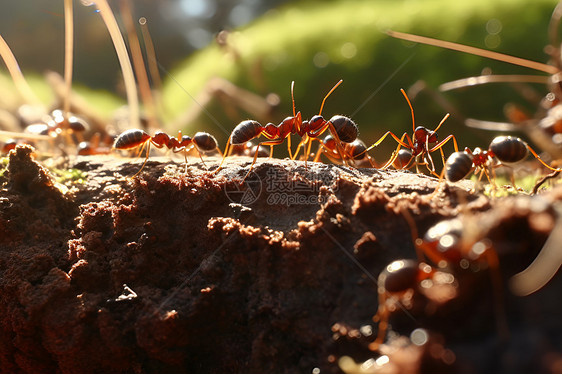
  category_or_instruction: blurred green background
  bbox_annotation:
[0,0,559,159]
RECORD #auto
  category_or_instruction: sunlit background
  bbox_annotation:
[0,0,559,159]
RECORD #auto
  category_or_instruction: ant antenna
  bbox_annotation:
[400,88,416,133]
[0,34,41,105]
[387,30,559,75]
[291,80,296,117]
[433,112,450,133]
[91,0,140,129]
[318,79,343,116]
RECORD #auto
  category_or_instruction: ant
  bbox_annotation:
[215,80,355,182]
[370,212,510,351]
[77,132,113,156]
[369,258,458,351]
[40,109,89,142]
[313,134,376,167]
[361,89,458,176]
[445,135,562,186]
[387,13,562,161]
[113,129,220,177]
[2,139,19,154]
[228,140,270,158]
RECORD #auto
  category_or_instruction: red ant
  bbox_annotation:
[361,89,458,176]
[369,258,458,351]
[2,139,18,154]
[113,129,220,177]
[215,80,356,182]
[370,213,509,351]
[313,134,376,167]
[445,135,562,186]
[387,23,562,160]
[77,132,113,156]
[22,109,89,144]
[228,140,270,158]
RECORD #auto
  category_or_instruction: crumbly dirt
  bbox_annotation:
[0,144,561,373]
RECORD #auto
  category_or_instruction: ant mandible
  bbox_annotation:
[360,89,458,176]
[113,129,220,177]
[445,135,562,186]
[215,80,352,182]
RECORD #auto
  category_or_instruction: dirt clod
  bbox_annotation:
[0,147,560,373]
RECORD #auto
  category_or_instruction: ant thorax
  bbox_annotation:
[470,147,490,167]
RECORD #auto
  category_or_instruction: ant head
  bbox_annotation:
[179,135,193,148]
[414,126,437,143]
[151,131,169,146]
[309,115,325,128]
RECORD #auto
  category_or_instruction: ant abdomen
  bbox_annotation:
[51,110,89,133]
[378,259,419,293]
[422,218,464,264]
[348,139,368,160]
[113,128,150,149]
[330,115,358,143]
[193,132,218,152]
[393,149,413,169]
[445,151,473,182]
[489,136,528,163]
[230,120,262,145]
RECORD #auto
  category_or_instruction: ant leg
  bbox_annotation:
[304,136,316,165]
[214,138,232,174]
[472,168,489,193]
[369,294,389,351]
[429,166,449,200]
[363,131,411,159]
[240,137,285,184]
[196,150,208,169]
[427,134,458,175]
[286,134,293,160]
[291,135,307,161]
[380,133,411,170]
[130,141,151,179]
[313,141,326,163]
[525,144,562,172]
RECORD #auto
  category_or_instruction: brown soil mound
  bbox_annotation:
[0,145,560,373]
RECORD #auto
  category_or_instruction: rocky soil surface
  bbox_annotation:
[0,145,561,373]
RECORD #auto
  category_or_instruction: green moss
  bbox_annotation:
[162,0,558,159]
[52,167,87,186]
